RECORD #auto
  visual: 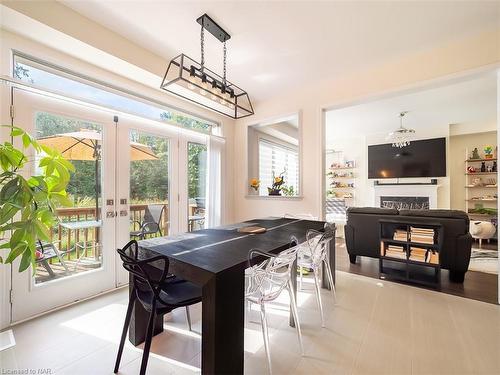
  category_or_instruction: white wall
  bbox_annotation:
[233,26,500,222]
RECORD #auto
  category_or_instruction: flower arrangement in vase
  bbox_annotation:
[268,171,285,196]
[249,178,260,193]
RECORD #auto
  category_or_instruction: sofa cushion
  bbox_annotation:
[399,209,469,220]
[347,207,399,216]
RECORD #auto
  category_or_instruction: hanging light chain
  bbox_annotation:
[223,41,227,86]
[200,23,205,72]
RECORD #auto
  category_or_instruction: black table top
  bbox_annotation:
[138,217,326,275]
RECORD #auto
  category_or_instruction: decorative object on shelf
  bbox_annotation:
[484,178,497,186]
[327,170,354,178]
[467,166,476,173]
[486,164,493,172]
[249,178,260,192]
[160,14,253,119]
[493,161,497,172]
[481,162,486,172]
[330,181,355,188]
[471,148,480,160]
[386,111,415,148]
[469,206,498,216]
[330,161,355,169]
[484,145,493,159]
[267,171,285,196]
[471,177,483,186]
[470,194,497,201]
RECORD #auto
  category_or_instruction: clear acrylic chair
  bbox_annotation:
[245,239,303,375]
[297,223,336,327]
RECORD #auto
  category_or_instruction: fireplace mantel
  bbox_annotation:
[373,183,439,209]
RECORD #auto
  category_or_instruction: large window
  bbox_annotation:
[258,139,299,196]
[13,55,216,133]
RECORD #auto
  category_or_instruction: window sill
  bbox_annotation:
[245,195,304,200]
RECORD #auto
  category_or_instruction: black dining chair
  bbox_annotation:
[114,240,202,375]
[130,204,166,240]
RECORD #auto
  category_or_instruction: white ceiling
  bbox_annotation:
[60,1,499,103]
[325,74,497,144]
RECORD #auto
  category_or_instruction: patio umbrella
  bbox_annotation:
[38,129,158,216]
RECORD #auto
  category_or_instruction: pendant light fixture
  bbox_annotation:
[160,14,254,119]
[387,111,415,148]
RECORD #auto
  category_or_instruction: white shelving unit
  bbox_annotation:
[464,152,497,220]
[325,149,356,206]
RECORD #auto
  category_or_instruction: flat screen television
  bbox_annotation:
[368,137,446,179]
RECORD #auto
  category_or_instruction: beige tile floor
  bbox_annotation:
[1,271,499,374]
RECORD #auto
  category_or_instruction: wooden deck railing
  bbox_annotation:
[51,203,169,259]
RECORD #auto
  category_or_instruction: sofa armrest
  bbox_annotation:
[453,232,472,272]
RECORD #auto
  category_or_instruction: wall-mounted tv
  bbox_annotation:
[368,137,446,179]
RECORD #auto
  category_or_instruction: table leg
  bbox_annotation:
[128,276,164,346]
[322,240,336,289]
[202,268,244,374]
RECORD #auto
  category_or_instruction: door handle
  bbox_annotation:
[120,210,128,217]
[106,211,116,218]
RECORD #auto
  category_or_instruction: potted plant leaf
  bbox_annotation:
[0,125,74,272]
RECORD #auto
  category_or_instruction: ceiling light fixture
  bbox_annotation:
[387,111,415,148]
[160,14,254,119]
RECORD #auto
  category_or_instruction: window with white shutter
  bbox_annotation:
[258,139,299,196]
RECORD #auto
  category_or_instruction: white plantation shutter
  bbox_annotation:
[258,139,299,195]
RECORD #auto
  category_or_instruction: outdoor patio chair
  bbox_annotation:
[130,204,165,240]
[35,241,70,279]
[194,197,205,216]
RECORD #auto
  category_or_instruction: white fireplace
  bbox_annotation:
[373,184,438,209]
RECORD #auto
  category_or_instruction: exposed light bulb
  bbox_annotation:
[188,82,195,90]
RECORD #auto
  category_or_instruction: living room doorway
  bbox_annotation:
[322,70,499,304]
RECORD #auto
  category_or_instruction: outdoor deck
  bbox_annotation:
[35,202,203,283]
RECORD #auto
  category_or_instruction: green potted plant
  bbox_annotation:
[484,145,493,159]
[0,126,74,272]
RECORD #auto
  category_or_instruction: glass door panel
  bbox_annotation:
[115,115,179,287]
[34,111,103,284]
[129,130,170,238]
[187,142,207,232]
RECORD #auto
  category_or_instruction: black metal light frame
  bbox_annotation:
[160,14,254,119]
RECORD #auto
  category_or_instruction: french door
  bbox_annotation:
[11,89,118,322]
[10,88,209,322]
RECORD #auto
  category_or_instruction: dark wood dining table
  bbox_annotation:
[130,217,334,374]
